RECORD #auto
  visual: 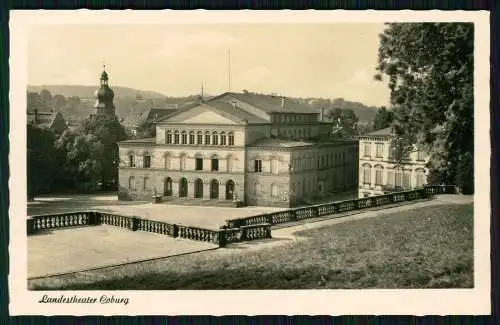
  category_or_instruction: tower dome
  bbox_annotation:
[92,65,116,117]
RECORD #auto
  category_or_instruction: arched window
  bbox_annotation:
[174,130,179,144]
[220,132,227,145]
[179,153,186,171]
[362,163,371,185]
[166,130,172,144]
[164,153,171,170]
[212,131,218,145]
[226,155,233,172]
[205,131,211,145]
[143,153,151,168]
[270,157,278,174]
[416,168,426,187]
[181,131,187,144]
[143,177,150,190]
[197,131,203,145]
[189,131,195,144]
[128,176,135,190]
[374,165,383,186]
[271,183,278,197]
[228,132,234,146]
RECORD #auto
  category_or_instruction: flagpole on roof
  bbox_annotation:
[228,49,231,92]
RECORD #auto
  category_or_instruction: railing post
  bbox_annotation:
[173,224,179,238]
[131,216,140,231]
[218,230,227,247]
[290,210,297,222]
[240,226,248,241]
[27,218,35,235]
[312,206,319,218]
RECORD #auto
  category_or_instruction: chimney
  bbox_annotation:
[281,97,285,110]
[320,107,325,122]
[34,109,39,125]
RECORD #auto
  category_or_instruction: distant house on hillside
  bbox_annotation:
[27,109,68,136]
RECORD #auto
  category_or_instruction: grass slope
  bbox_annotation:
[32,203,473,290]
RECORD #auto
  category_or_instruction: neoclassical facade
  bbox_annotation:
[118,92,358,207]
[357,127,429,197]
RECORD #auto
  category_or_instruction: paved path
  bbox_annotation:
[28,225,217,279]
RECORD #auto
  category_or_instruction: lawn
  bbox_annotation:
[30,203,474,290]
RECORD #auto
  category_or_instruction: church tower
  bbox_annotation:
[91,65,116,117]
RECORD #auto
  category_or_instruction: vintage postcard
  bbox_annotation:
[9,10,490,315]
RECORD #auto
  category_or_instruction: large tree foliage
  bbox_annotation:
[326,107,359,135]
[375,23,474,193]
[372,106,394,131]
[27,124,58,199]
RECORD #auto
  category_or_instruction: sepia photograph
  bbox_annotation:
[9,10,490,315]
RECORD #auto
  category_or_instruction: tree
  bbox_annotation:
[53,94,67,112]
[39,89,53,111]
[326,107,359,135]
[27,124,58,199]
[375,23,474,193]
[372,106,394,131]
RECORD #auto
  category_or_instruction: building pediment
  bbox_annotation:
[157,102,245,125]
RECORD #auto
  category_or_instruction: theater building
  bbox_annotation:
[357,127,429,197]
[118,92,359,207]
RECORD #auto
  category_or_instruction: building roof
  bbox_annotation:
[119,137,156,144]
[248,138,316,148]
[362,127,394,137]
[155,100,270,125]
[146,108,179,121]
[211,92,318,114]
[207,100,270,124]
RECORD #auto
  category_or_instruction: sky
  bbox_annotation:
[28,23,391,107]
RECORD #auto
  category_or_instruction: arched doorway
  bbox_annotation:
[163,177,172,196]
[179,178,188,197]
[194,178,203,198]
[210,179,219,199]
[225,180,235,200]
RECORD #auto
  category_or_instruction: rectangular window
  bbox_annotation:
[129,155,135,167]
[376,143,383,158]
[416,172,426,187]
[228,133,234,146]
[375,169,382,185]
[364,142,371,157]
[387,171,394,186]
[189,133,195,144]
[211,159,219,171]
[417,149,425,161]
[363,167,371,184]
[388,146,393,160]
[212,134,219,145]
[205,133,211,145]
[254,160,262,172]
[403,172,411,188]
[195,158,203,171]
[166,132,172,144]
[395,171,403,188]
[181,133,187,144]
[220,134,227,145]
[144,177,150,190]
[197,133,203,145]
[143,155,151,168]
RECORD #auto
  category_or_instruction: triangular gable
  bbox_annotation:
[156,102,244,125]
